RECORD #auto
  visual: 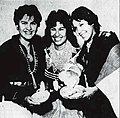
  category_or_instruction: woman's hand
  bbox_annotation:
[82,86,98,99]
[25,96,41,105]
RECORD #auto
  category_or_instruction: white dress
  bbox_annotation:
[43,41,85,118]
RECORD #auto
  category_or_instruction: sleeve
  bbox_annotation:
[95,43,120,84]
[96,68,119,117]
[87,31,120,86]
[101,31,119,51]
[0,42,12,100]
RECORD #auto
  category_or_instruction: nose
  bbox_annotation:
[55,30,60,37]
[76,26,82,35]
[26,24,32,30]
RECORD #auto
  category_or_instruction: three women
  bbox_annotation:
[0,4,119,118]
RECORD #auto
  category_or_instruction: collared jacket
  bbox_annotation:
[0,34,52,115]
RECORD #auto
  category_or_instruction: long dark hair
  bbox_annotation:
[43,9,79,48]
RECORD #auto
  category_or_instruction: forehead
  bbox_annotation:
[52,21,64,28]
[21,14,35,21]
[72,19,87,25]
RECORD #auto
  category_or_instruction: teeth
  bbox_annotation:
[25,32,32,35]
[80,31,86,36]
[24,30,32,34]
[55,38,61,42]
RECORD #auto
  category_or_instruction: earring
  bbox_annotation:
[16,25,19,30]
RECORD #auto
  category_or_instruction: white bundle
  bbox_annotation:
[59,62,85,99]
[31,81,50,103]
[59,62,83,88]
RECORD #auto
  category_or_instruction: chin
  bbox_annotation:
[25,36,34,39]
[83,38,89,42]
[55,43,62,46]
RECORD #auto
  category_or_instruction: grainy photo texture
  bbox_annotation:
[0,0,119,118]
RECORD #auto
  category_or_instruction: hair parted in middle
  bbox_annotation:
[43,9,79,48]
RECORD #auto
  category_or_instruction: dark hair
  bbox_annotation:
[71,6,101,34]
[43,9,79,48]
[13,4,42,27]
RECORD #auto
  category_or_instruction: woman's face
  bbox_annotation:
[17,14,38,41]
[72,19,95,42]
[50,21,67,46]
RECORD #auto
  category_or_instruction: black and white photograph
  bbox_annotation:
[0,0,119,118]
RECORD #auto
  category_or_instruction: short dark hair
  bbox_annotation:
[43,9,79,47]
[13,4,42,27]
[71,6,101,34]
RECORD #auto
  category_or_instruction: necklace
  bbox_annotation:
[27,53,33,62]
[19,44,38,89]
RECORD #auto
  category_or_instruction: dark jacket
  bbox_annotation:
[77,31,119,87]
[62,31,119,118]
[0,34,52,115]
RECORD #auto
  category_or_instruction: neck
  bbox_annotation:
[88,30,96,43]
[19,37,30,49]
[54,41,67,51]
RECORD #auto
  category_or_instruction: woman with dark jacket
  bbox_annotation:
[0,4,52,116]
[62,6,119,118]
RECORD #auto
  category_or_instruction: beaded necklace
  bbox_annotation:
[19,44,38,89]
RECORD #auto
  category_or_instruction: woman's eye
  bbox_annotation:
[50,28,56,31]
[59,27,65,31]
[72,27,77,32]
[79,24,83,27]
[21,21,27,25]
[31,22,37,25]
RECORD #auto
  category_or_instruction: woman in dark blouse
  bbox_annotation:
[62,6,119,118]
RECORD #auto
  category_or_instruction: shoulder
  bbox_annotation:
[99,31,119,41]
[0,34,19,50]
[99,31,119,47]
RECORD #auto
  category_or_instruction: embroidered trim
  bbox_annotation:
[45,69,59,80]
[45,41,77,72]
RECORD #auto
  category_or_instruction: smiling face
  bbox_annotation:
[17,14,38,41]
[50,21,67,46]
[72,19,95,42]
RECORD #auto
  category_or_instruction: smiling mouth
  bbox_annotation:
[80,31,86,37]
[24,31,33,35]
[54,37,63,41]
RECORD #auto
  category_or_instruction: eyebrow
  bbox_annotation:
[60,26,65,28]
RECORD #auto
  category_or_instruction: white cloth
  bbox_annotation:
[96,68,119,117]
[0,101,32,118]
[42,99,85,118]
